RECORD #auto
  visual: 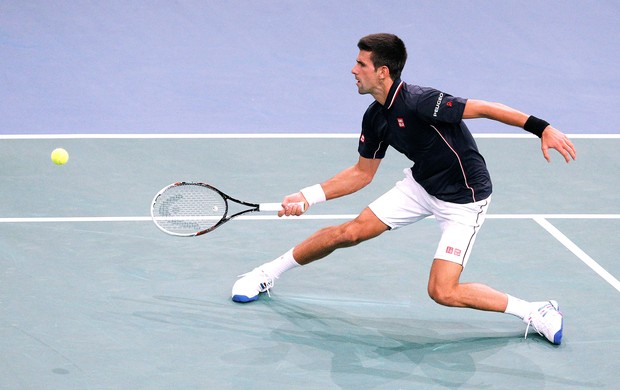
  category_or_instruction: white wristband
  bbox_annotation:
[300,184,326,206]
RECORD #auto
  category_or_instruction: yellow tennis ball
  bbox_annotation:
[51,148,69,165]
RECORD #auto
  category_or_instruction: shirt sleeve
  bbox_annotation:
[416,88,467,124]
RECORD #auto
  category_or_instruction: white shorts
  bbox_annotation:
[368,169,491,267]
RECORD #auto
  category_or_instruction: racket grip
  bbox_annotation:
[259,202,306,212]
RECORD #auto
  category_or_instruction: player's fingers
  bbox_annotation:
[279,202,291,217]
[566,139,577,160]
[279,202,304,217]
[293,202,306,216]
[542,146,551,163]
[562,145,573,162]
[557,138,576,163]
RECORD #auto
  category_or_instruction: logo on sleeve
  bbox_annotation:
[360,134,365,143]
[397,118,405,128]
[433,92,444,117]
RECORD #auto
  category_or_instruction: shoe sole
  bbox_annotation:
[232,294,258,303]
[553,322,563,345]
[550,300,563,345]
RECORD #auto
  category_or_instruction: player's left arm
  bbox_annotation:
[463,99,576,163]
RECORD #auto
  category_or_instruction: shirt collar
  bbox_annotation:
[384,78,404,110]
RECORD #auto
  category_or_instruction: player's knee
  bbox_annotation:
[427,283,458,307]
[333,222,367,248]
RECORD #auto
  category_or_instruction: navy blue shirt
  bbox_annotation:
[358,79,492,204]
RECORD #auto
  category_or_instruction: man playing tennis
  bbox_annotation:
[232,33,576,345]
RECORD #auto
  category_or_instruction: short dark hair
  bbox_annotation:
[357,33,407,80]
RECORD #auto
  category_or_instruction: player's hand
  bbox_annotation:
[278,192,308,217]
[541,126,577,163]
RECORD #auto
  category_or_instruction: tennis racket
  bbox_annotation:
[151,182,305,237]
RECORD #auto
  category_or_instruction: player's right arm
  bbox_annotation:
[279,156,381,216]
[321,156,381,200]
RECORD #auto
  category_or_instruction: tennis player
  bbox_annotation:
[232,33,576,345]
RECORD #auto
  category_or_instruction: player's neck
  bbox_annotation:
[373,78,394,106]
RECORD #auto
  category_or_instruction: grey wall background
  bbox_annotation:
[1,1,617,134]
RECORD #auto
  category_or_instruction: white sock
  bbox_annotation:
[261,248,300,278]
[504,294,532,320]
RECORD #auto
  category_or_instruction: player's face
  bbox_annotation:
[351,50,381,95]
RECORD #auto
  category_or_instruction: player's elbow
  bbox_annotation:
[463,99,495,120]
[355,164,377,187]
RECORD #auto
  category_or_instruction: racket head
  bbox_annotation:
[151,182,228,237]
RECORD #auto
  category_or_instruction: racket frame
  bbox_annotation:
[152,182,262,237]
[151,182,303,237]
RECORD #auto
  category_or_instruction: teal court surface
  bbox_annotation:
[1,134,618,389]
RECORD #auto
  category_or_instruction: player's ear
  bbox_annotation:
[378,65,390,80]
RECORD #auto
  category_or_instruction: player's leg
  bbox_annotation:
[231,172,431,303]
[291,207,389,265]
[425,198,503,310]
[427,257,563,344]
[231,207,389,302]
[427,259,508,311]
[427,198,563,344]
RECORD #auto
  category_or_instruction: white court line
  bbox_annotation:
[2,213,617,292]
[1,133,619,140]
[0,215,352,223]
[1,213,619,223]
[534,217,620,293]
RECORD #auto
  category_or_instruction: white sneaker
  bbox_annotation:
[524,300,563,345]
[231,267,276,303]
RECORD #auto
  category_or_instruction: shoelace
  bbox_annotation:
[237,268,277,297]
[523,302,557,340]
[259,276,275,297]
[524,317,535,340]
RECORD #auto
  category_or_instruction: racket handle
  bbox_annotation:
[259,202,306,212]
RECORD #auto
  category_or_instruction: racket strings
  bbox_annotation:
[153,185,227,234]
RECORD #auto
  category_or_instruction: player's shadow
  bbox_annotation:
[265,298,592,389]
[125,294,599,388]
